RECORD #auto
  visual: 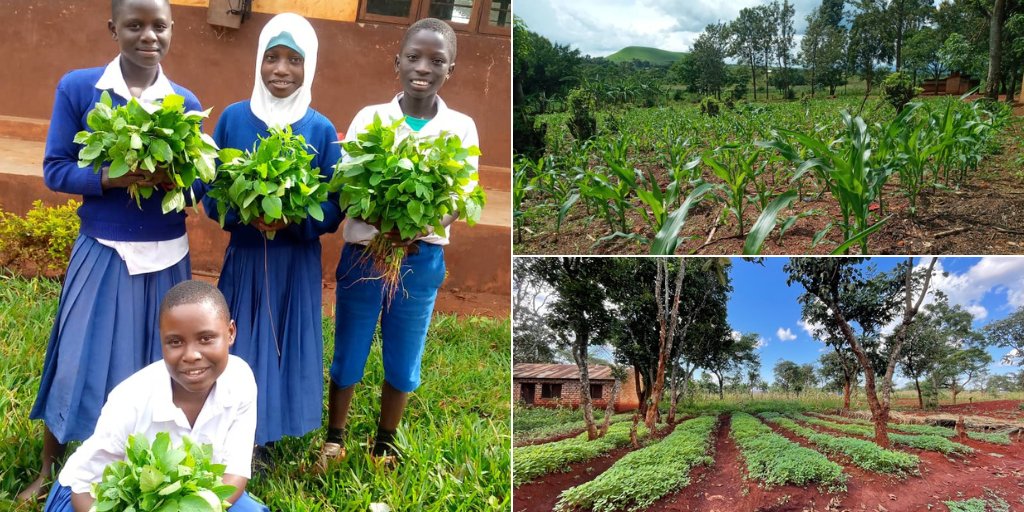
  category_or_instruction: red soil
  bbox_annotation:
[515,409,1024,511]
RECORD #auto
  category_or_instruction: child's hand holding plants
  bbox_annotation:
[89,432,235,512]
[329,114,486,297]
[75,91,219,213]
[206,126,328,241]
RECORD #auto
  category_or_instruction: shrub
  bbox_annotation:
[0,199,80,273]
[731,412,846,490]
[699,96,721,117]
[513,421,649,486]
[881,71,922,113]
[566,87,598,142]
[730,82,748,100]
[554,416,716,512]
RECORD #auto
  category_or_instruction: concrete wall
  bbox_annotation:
[0,1,510,169]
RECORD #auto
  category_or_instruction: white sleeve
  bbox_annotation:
[57,390,135,495]
[221,364,257,479]
[461,116,480,194]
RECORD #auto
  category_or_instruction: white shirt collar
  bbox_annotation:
[95,55,176,110]
[388,92,450,121]
[151,359,235,426]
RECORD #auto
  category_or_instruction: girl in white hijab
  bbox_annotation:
[201,12,342,473]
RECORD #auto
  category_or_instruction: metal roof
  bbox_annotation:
[513,363,614,381]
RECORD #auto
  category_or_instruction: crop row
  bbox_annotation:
[790,413,972,455]
[554,416,717,512]
[514,412,635,445]
[512,421,649,486]
[515,97,1012,254]
[759,412,919,475]
[730,412,847,490]
[813,413,1012,445]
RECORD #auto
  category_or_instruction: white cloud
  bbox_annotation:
[756,336,768,349]
[799,318,824,339]
[1001,349,1022,366]
[777,327,797,341]
[731,329,742,341]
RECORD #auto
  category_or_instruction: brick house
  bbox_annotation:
[513,363,641,412]
[921,72,981,95]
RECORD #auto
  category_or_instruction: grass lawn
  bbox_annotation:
[0,274,511,511]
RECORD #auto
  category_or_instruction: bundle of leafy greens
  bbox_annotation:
[206,126,328,240]
[90,432,235,512]
[330,114,485,296]
[74,91,219,213]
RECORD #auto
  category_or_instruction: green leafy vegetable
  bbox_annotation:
[329,114,486,295]
[206,126,328,240]
[90,433,235,512]
[74,91,219,213]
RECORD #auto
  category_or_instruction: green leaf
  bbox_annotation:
[262,195,283,219]
[307,202,324,222]
[651,182,714,255]
[742,190,798,255]
[108,157,130,178]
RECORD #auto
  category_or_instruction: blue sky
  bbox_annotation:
[515,0,823,57]
[726,257,1024,385]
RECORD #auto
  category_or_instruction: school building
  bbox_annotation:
[513,363,642,413]
[0,0,511,316]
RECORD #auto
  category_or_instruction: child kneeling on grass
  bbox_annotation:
[42,280,267,512]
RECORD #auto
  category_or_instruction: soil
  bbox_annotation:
[515,406,1024,511]
[514,101,1024,256]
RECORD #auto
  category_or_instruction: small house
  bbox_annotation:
[513,363,640,412]
[921,72,981,95]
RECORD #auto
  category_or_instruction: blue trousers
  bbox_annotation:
[43,482,269,511]
[330,242,445,392]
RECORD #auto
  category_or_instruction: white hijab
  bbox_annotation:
[250,13,318,129]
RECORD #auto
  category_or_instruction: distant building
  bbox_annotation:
[921,72,981,95]
[513,363,641,412]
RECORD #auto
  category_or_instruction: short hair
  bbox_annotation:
[402,17,457,62]
[112,0,170,20]
[159,280,230,321]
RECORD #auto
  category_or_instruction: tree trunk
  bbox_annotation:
[645,260,688,431]
[986,0,1006,100]
[914,377,923,409]
[952,383,959,405]
[718,376,725,400]
[843,379,852,411]
[750,59,758,100]
[600,378,622,436]
[667,363,678,424]
[629,410,641,448]
[572,340,599,440]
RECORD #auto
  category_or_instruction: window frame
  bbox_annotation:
[357,0,509,36]
[541,383,562,399]
[590,383,603,399]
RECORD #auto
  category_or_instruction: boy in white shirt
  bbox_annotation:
[42,280,268,512]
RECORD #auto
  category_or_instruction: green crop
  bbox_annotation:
[90,432,235,512]
[513,421,649,486]
[554,416,716,512]
[330,114,485,296]
[74,91,219,213]
[731,412,846,490]
[207,126,328,239]
[790,413,972,454]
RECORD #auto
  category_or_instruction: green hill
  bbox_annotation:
[606,46,686,65]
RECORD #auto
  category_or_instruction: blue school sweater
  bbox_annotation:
[43,67,203,241]
[201,100,343,246]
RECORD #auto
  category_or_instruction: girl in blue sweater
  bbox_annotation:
[21,0,202,501]
[201,13,342,467]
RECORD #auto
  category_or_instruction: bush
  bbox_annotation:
[882,71,922,113]
[554,416,716,512]
[731,412,846,490]
[0,199,80,273]
[699,96,721,117]
[730,82,748,100]
[566,86,598,142]
[513,421,649,486]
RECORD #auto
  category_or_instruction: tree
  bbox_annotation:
[985,305,1024,365]
[819,350,862,409]
[899,296,975,408]
[939,33,987,77]
[730,7,772,101]
[786,258,938,448]
[679,23,730,98]
[705,333,761,399]
[774,360,816,397]
[646,258,690,430]
[987,0,1007,99]
[775,0,798,98]
[936,347,992,404]
[529,258,614,440]
[903,27,946,85]
[512,258,555,364]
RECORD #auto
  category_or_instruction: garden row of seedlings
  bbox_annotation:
[553,416,717,512]
[790,413,972,455]
[514,413,635,446]
[512,421,651,486]
[810,413,1013,445]
[730,412,848,490]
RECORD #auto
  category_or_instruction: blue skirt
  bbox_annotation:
[43,482,269,512]
[29,235,191,443]
[217,240,324,445]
